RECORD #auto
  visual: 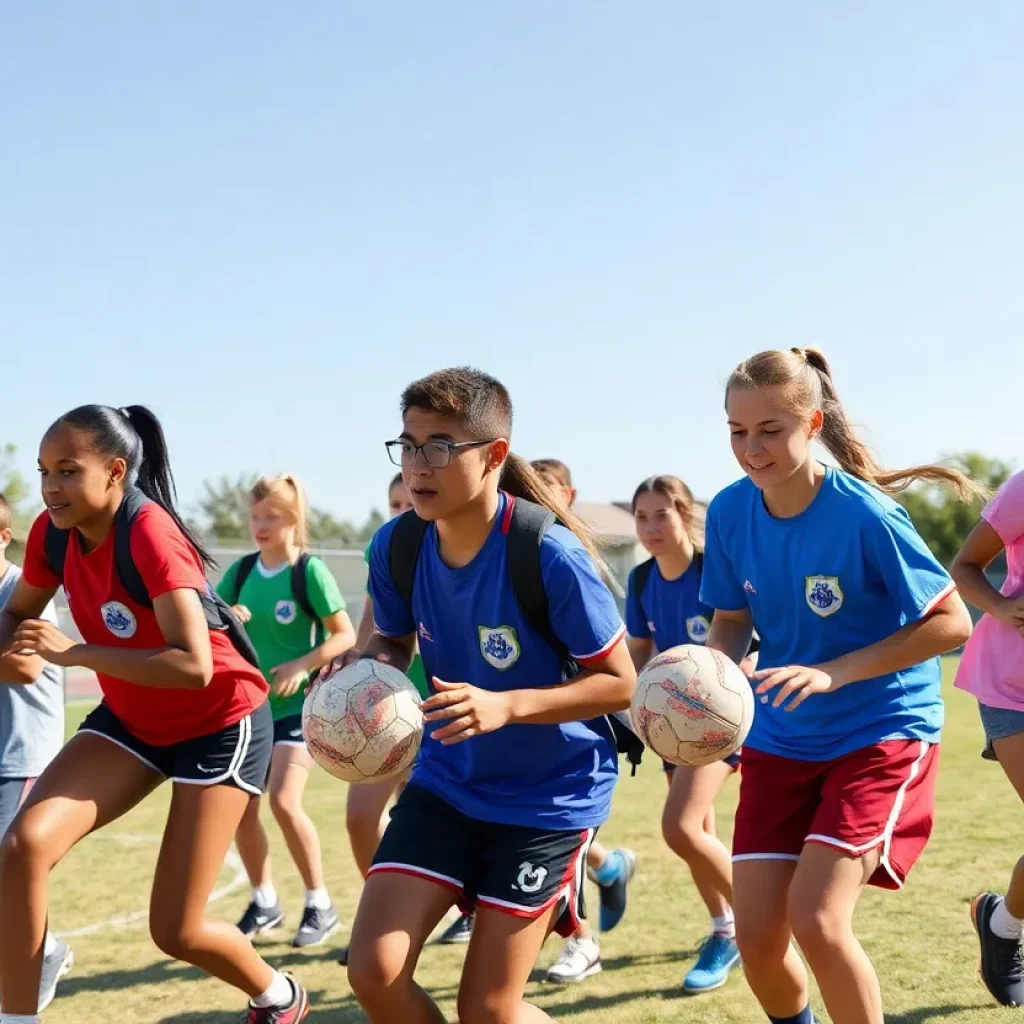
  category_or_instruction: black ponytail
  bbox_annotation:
[50,404,215,570]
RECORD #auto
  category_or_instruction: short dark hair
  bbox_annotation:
[401,367,512,440]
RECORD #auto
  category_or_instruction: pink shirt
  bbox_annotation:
[956,470,1024,709]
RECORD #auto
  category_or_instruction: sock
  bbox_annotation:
[305,887,331,910]
[43,930,58,957]
[711,911,736,939]
[991,898,1024,940]
[252,884,278,909]
[1,1015,42,1024]
[251,971,294,1009]
[592,849,624,886]
[768,1008,815,1024]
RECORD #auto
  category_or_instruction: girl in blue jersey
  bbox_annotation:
[701,348,975,1024]
[626,474,743,994]
[343,367,637,1024]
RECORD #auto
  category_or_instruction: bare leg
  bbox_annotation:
[234,794,273,889]
[347,777,401,878]
[267,744,324,891]
[991,733,1024,918]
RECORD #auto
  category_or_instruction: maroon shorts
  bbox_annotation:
[732,740,938,890]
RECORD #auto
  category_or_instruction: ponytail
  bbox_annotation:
[499,453,601,565]
[727,349,988,503]
[47,404,215,569]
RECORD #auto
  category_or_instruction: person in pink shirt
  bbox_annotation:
[951,469,1024,1007]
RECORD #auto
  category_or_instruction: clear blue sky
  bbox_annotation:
[4,2,1022,523]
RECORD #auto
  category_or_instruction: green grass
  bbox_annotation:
[44,659,1016,1022]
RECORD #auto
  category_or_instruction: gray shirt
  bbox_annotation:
[0,564,64,777]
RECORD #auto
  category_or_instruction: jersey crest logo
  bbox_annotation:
[805,576,844,618]
[686,615,711,643]
[101,601,137,639]
[275,600,297,625]
[515,861,549,894]
[479,625,521,670]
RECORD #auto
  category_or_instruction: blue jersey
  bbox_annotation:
[700,467,953,761]
[625,558,713,650]
[369,494,626,830]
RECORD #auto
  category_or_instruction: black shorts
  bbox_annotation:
[369,784,595,938]
[79,700,273,796]
[273,713,306,748]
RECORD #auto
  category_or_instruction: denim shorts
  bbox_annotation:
[978,701,1024,761]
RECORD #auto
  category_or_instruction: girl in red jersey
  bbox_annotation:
[0,406,309,1024]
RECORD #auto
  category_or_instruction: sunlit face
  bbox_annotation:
[633,490,688,554]
[395,408,508,522]
[388,480,414,518]
[726,385,821,490]
[249,499,296,551]
[38,424,126,530]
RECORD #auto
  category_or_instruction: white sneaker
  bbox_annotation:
[544,937,602,984]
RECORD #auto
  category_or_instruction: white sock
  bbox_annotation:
[1,1015,41,1024]
[43,930,58,957]
[251,971,294,1009]
[305,887,331,910]
[991,898,1024,940]
[711,911,736,939]
[252,884,278,909]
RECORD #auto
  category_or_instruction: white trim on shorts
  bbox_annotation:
[367,862,466,894]
[803,740,930,889]
[732,853,801,863]
[171,713,262,796]
[78,729,165,777]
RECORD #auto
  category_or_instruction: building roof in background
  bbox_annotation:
[576,501,638,545]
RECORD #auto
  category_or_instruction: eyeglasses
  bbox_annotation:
[385,438,499,469]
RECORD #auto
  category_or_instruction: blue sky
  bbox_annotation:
[4,2,1022,523]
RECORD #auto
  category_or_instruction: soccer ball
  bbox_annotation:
[630,644,754,768]
[302,659,424,783]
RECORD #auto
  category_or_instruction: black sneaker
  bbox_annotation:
[438,913,473,944]
[588,848,637,933]
[336,945,349,967]
[971,892,1024,1006]
[292,905,340,948]
[237,900,285,938]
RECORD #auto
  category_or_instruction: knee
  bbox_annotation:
[149,909,204,961]
[347,944,406,1006]
[457,987,514,1024]
[0,816,59,875]
[736,914,790,967]
[269,788,300,824]
[788,895,847,956]
[346,798,381,838]
[661,810,700,860]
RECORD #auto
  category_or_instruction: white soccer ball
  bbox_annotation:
[302,659,424,783]
[630,644,754,768]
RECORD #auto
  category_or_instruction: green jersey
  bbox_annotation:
[363,541,429,699]
[217,555,346,720]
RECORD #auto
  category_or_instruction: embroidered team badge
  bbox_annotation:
[686,615,711,643]
[515,861,549,894]
[101,601,137,639]
[805,576,844,618]
[479,626,521,670]
[275,600,297,625]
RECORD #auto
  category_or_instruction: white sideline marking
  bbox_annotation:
[57,835,248,939]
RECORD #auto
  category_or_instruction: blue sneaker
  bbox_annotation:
[683,933,741,993]
[588,848,637,933]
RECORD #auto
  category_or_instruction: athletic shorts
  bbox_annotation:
[663,751,741,775]
[369,784,595,937]
[273,713,307,748]
[79,699,273,796]
[0,777,35,839]
[978,702,1024,761]
[732,740,938,890]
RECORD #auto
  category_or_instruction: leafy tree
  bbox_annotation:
[895,453,1013,567]
[0,445,36,560]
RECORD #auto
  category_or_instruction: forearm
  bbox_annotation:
[823,600,972,687]
[707,617,754,665]
[356,598,376,649]
[951,562,1010,619]
[298,626,357,674]
[508,670,634,726]
[363,631,415,674]
[0,610,44,685]
[71,644,212,690]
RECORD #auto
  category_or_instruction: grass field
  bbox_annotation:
[40,658,1018,1023]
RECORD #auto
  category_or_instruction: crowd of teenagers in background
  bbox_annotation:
[0,347,1022,1024]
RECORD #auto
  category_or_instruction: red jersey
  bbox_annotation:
[23,505,268,746]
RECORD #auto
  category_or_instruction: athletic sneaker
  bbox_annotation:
[683,933,741,993]
[243,976,310,1023]
[438,913,474,944]
[292,905,340,948]
[587,847,637,932]
[971,892,1024,1006]
[336,945,349,967]
[38,937,75,1012]
[237,900,286,938]
[545,936,602,984]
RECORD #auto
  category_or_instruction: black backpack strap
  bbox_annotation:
[230,552,260,605]
[113,488,154,608]
[291,553,326,645]
[506,498,645,775]
[388,511,430,611]
[43,522,70,583]
[633,557,656,602]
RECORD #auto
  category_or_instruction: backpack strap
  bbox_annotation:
[230,552,260,605]
[43,522,70,584]
[505,497,645,775]
[632,557,656,601]
[388,511,430,609]
[113,488,153,608]
[291,553,326,644]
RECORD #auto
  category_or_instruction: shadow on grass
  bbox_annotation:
[886,1005,997,1024]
